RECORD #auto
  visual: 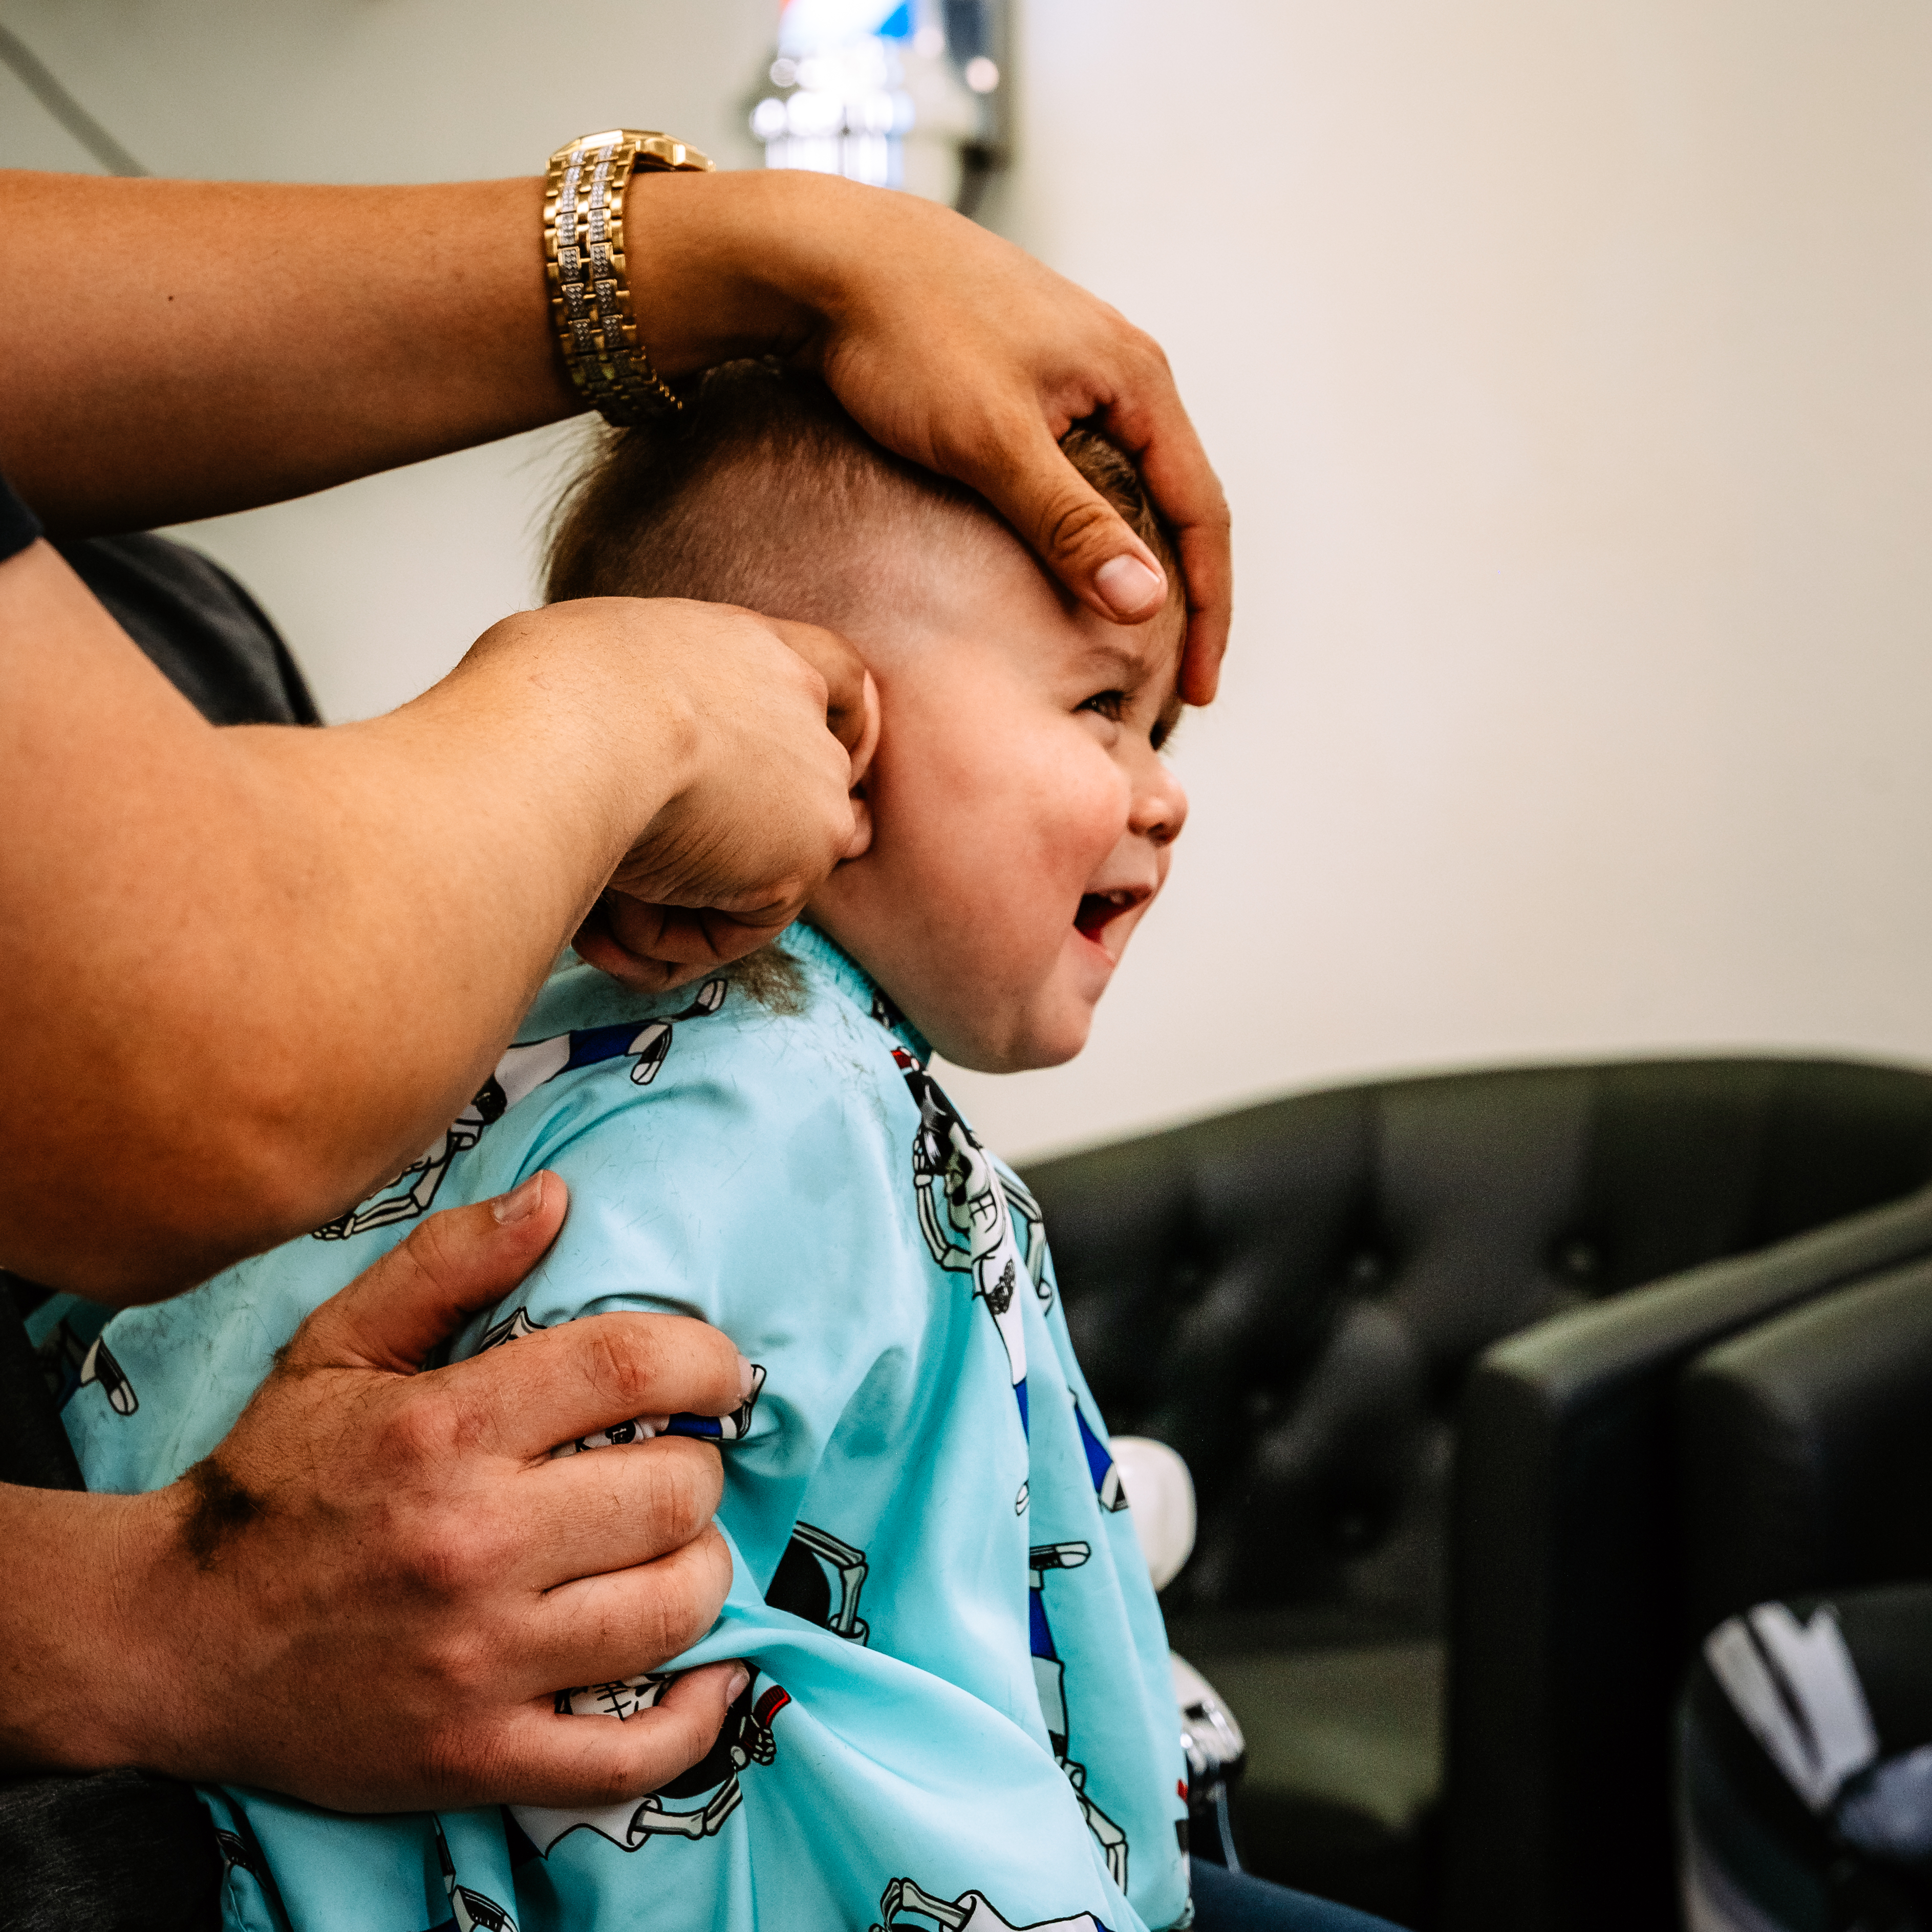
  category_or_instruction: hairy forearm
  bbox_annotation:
[0,1484,171,1771]
[0,546,684,1298]
[0,174,572,534]
[0,169,828,536]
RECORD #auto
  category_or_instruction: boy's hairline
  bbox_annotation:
[542,363,1185,643]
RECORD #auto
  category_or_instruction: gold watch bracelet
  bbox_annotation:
[543,129,714,425]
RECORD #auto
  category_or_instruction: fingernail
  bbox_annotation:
[736,1353,758,1401]
[1094,553,1164,618]
[492,1173,545,1225]
[725,1665,750,1703]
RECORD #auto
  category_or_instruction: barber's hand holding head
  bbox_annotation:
[632,170,1232,704]
[101,1175,745,1810]
[567,604,879,993]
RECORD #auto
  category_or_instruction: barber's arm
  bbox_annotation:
[0,168,1229,697]
[0,538,867,1300]
[0,1174,755,1807]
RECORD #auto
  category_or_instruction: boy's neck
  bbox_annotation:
[783,921,933,1066]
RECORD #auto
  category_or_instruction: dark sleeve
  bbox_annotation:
[55,532,321,727]
[0,469,42,563]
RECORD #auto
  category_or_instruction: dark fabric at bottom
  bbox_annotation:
[0,1769,220,1931]
[1192,1858,1411,1932]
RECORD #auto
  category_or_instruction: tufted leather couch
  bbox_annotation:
[1020,1056,1932,1927]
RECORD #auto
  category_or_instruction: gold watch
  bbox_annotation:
[543,129,714,424]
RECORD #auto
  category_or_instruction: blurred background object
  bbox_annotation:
[745,0,1006,213]
[1022,1056,1932,1926]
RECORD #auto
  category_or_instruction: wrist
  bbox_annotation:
[0,1484,188,1774]
[623,169,836,377]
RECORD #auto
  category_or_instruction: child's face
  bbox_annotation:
[809,521,1187,1073]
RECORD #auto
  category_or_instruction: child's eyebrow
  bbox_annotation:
[1073,637,1146,683]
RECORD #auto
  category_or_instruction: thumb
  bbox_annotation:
[986,418,1169,625]
[289,1172,571,1375]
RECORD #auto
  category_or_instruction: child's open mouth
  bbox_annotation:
[1075,890,1140,945]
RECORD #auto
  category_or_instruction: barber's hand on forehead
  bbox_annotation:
[637,173,1230,703]
[116,1174,748,1810]
[573,605,880,993]
[811,206,1231,704]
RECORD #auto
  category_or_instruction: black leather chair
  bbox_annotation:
[1019,1056,1932,1929]
[1677,1252,1932,1649]
[1668,1256,1932,1932]
[1444,1183,1932,1932]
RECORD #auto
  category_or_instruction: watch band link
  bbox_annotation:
[544,129,714,425]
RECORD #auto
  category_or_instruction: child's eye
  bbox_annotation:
[1151,714,1180,755]
[1078,691,1127,724]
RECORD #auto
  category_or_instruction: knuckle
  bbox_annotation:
[420,1625,500,1709]
[1043,490,1123,563]
[394,1511,485,1601]
[376,1387,459,1469]
[399,1211,465,1291]
[581,1322,656,1419]
[643,1445,716,1543]
[656,1436,725,1516]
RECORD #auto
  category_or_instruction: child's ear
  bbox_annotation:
[849,670,881,788]
[841,780,874,864]
[835,671,878,865]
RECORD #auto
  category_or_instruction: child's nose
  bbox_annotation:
[1130,761,1188,848]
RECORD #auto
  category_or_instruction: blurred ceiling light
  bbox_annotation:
[747,0,1007,217]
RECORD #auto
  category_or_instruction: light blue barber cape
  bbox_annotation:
[51,924,1190,1932]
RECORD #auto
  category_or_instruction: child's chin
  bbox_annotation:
[936,999,1094,1075]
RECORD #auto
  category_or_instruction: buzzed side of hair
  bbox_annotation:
[543,359,1174,626]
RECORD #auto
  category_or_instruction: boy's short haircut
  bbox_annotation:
[543,358,1177,622]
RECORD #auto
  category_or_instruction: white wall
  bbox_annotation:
[8,1,1932,1161]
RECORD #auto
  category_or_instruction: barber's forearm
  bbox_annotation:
[0,170,820,538]
[0,1484,170,1773]
[0,174,574,534]
[0,545,669,1298]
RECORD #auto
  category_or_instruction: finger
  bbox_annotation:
[483,1660,745,1809]
[288,1173,570,1374]
[764,617,870,756]
[575,896,815,991]
[567,908,697,993]
[971,411,1170,625]
[1175,521,1233,706]
[509,1436,725,1596]
[442,1311,748,1461]
[601,895,806,964]
[516,1522,736,1694]
[1087,359,1232,702]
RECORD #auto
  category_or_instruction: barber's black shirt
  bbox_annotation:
[1,466,319,726]
[0,467,40,562]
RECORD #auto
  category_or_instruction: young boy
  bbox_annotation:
[51,362,1191,1932]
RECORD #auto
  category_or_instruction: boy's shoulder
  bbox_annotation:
[506,924,930,1155]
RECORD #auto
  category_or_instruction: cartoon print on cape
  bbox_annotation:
[512,1671,790,1856]
[889,1045,1029,1429]
[315,979,727,1240]
[871,1875,1114,1932]
[882,1019,1131,1884]
[38,1316,137,1416]
[433,1816,517,1932]
[765,1520,871,1643]
[1031,1541,1129,1887]
[1070,1392,1127,1513]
